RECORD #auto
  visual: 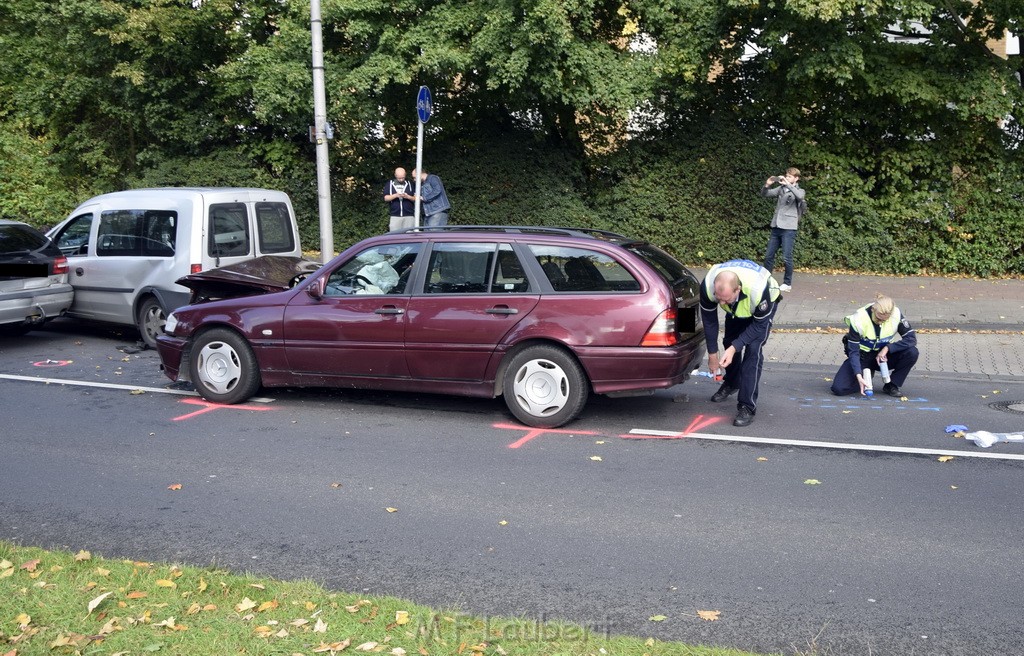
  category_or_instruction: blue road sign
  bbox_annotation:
[417,86,433,124]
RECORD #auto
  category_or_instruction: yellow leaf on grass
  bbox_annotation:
[938,456,955,463]
[0,559,11,569]
[254,626,274,638]
[289,618,310,627]
[95,567,111,577]
[156,579,177,588]
[697,610,721,621]
[127,591,148,599]
[0,568,13,579]
[356,642,379,651]
[395,610,410,625]
[16,613,31,626]
[88,591,113,614]
[74,550,92,562]
[257,600,279,612]
[198,577,208,592]
[313,618,328,633]
[236,597,258,612]
[305,601,317,611]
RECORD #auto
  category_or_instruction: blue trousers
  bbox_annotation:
[721,302,778,413]
[830,346,920,395]
[763,227,797,285]
[425,211,449,227]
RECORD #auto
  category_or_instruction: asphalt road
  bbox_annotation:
[2,321,1023,655]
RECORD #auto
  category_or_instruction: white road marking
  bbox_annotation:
[628,429,1024,461]
[0,373,278,402]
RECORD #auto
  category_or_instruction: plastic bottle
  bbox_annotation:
[879,361,891,384]
[862,368,874,396]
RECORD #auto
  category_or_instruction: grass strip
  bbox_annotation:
[0,541,766,656]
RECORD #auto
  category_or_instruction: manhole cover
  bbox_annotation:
[989,401,1024,415]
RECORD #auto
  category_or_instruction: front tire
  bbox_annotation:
[137,297,166,349]
[501,345,589,428]
[189,328,262,404]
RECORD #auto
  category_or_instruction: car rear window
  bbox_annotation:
[529,245,640,292]
[0,224,52,254]
[625,243,698,286]
[255,202,295,254]
[209,203,251,257]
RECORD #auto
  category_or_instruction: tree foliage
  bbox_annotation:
[0,0,1020,274]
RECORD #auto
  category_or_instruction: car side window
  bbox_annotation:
[528,245,640,292]
[425,242,496,294]
[209,203,251,257]
[96,210,177,257]
[490,244,530,293]
[324,243,421,296]
[53,213,93,257]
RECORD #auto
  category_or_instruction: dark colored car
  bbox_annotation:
[0,219,74,335]
[157,227,706,428]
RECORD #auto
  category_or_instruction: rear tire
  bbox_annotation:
[137,297,166,349]
[501,345,589,428]
[189,328,262,404]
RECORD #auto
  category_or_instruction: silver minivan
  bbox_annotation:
[47,187,303,347]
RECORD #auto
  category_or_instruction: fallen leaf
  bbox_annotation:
[289,618,310,627]
[276,629,289,638]
[16,613,31,626]
[842,410,851,414]
[899,396,908,401]
[20,559,40,572]
[951,485,958,490]
[648,615,667,622]
[236,597,258,612]
[257,600,279,612]
[589,456,603,462]
[127,591,148,599]
[88,591,113,614]
[313,618,328,633]
[756,457,768,462]
[356,642,379,651]
[155,579,177,588]
[804,479,822,485]
[498,520,508,526]
[697,610,721,621]
[249,583,266,590]
[167,484,182,491]
[198,577,207,593]
[330,482,343,488]
[131,389,146,395]
[95,567,111,576]
[395,611,410,625]
[0,559,11,569]
[392,649,407,656]
[74,550,92,562]
[386,507,398,513]
[938,456,954,463]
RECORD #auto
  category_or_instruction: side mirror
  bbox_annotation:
[306,278,323,300]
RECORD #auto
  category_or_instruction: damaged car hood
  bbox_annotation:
[176,256,322,299]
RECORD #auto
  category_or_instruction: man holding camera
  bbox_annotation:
[760,167,805,292]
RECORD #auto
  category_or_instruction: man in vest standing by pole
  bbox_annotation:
[700,259,782,427]
[830,294,919,397]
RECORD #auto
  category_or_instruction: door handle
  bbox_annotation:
[486,306,519,315]
[374,306,405,315]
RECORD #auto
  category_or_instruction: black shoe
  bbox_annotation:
[733,406,755,427]
[882,382,903,397]
[711,383,739,403]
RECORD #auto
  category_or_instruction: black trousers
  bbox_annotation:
[721,304,777,413]
[830,346,920,395]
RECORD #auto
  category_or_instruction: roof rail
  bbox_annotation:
[399,225,629,240]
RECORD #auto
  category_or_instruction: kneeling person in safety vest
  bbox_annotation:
[700,260,782,427]
[830,294,919,397]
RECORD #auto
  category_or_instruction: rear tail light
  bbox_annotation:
[191,263,203,274]
[52,255,69,275]
[641,309,678,347]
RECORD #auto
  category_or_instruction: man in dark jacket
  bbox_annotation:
[384,167,416,232]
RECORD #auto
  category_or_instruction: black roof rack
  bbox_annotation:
[398,225,630,241]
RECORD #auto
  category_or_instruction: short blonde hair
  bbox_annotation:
[786,167,801,178]
[871,294,894,316]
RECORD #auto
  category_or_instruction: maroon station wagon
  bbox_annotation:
[157,226,706,428]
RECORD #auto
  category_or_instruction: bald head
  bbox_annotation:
[713,271,741,304]
[394,167,407,181]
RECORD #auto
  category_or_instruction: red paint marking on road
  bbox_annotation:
[619,414,724,439]
[173,397,276,421]
[492,422,600,449]
[33,359,73,368]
